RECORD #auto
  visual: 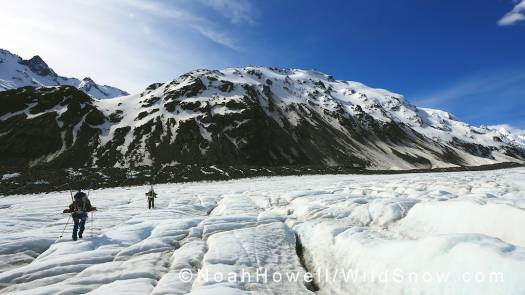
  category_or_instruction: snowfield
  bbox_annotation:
[1,168,525,294]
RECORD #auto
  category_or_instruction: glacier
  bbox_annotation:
[1,168,525,294]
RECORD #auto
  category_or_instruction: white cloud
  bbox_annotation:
[116,0,243,50]
[0,0,255,93]
[197,0,255,24]
[498,0,525,26]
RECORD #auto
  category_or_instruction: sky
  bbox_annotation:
[0,0,524,128]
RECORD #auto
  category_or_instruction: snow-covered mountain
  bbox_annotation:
[486,124,525,148]
[0,66,524,169]
[0,49,128,99]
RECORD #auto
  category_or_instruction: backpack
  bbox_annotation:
[73,192,90,212]
[146,190,157,199]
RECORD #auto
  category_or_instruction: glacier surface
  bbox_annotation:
[1,168,525,294]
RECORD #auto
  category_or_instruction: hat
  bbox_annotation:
[74,191,86,200]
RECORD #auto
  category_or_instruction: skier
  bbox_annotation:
[145,186,157,209]
[63,191,96,241]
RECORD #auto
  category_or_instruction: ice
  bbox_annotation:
[296,221,525,295]
[192,222,312,294]
[395,200,525,246]
[1,168,525,294]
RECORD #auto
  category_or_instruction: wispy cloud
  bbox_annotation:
[0,0,256,92]
[117,0,248,50]
[413,69,525,107]
[412,68,525,127]
[498,0,525,26]
[197,0,255,24]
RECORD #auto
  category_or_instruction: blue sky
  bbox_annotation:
[1,0,524,128]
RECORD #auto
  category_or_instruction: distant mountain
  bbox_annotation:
[486,124,525,148]
[0,67,523,169]
[0,49,128,99]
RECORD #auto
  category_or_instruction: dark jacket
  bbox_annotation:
[145,190,157,199]
[63,194,96,215]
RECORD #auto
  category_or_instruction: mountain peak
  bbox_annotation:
[0,48,128,99]
[79,77,98,92]
[20,55,56,77]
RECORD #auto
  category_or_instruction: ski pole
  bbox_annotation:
[87,182,93,237]
[58,215,71,240]
[68,183,74,202]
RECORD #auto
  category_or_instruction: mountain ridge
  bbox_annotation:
[0,66,523,169]
[0,49,128,99]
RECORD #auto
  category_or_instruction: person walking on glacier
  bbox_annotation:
[145,185,157,209]
[63,191,96,241]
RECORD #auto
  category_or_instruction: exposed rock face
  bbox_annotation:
[19,55,56,77]
[0,87,104,167]
[0,67,523,169]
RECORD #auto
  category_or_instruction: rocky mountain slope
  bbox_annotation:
[0,66,523,169]
[0,49,128,99]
